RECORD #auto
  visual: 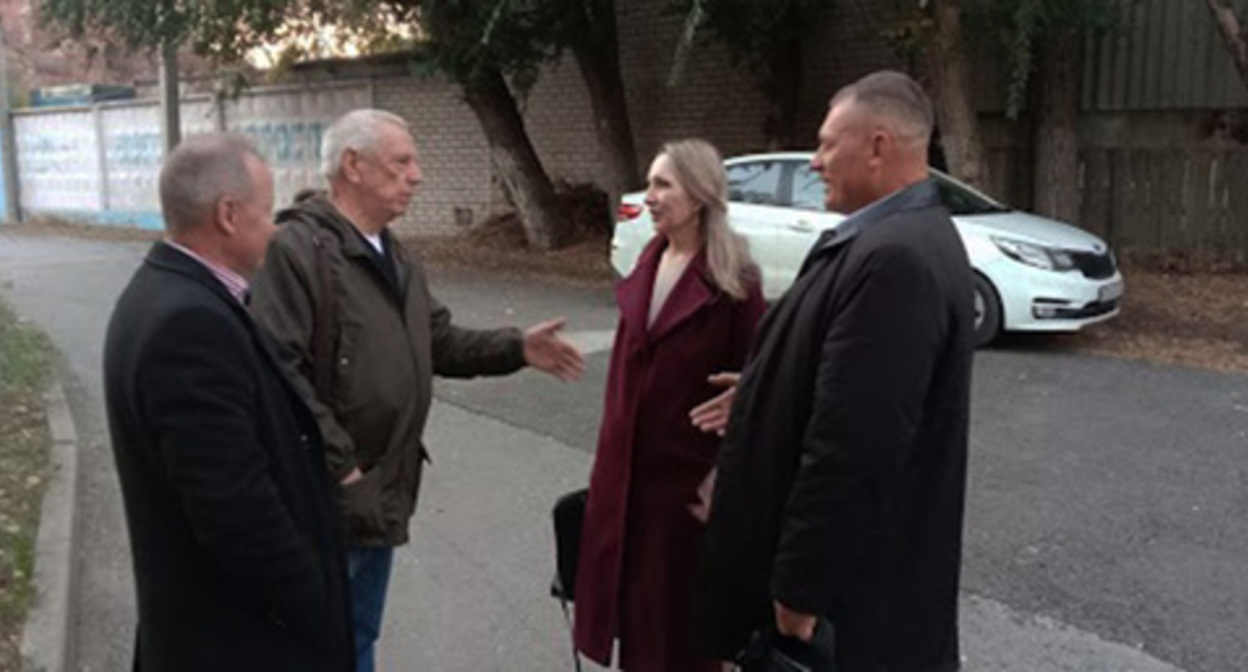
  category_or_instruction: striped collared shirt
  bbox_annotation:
[165,240,250,305]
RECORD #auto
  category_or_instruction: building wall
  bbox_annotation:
[372,75,496,236]
[310,0,791,236]
[19,0,1244,257]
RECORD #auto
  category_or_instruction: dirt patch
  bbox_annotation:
[2,217,161,243]
[403,228,616,288]
[0,299,54,670]
[1051,268,1248,374]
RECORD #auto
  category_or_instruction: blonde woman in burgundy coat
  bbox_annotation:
[574,139,766,672]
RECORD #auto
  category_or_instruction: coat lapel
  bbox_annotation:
[616,236,719,347]
[616,237,661,345]
[648,248,716,345]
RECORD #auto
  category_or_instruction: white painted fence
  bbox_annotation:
[13,82,372,228]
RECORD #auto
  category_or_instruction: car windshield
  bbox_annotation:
[787,162,1011,215]
[931,171,1010,215]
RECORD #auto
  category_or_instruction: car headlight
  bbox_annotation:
[991,236,1077,271]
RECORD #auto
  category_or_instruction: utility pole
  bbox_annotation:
[158,42,181,154]
[0,27,21,223]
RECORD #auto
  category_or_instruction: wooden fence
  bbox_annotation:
[988,147,1248,266]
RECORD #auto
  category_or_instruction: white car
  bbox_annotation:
[611,152,1124,346]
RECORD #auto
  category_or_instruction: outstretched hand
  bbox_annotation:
[523,318,585,382]
[689,372,740,436]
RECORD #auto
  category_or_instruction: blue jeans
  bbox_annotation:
[347,546,395,672]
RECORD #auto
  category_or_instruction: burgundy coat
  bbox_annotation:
[574,237,765,671]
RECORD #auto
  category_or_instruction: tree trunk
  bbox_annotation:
[761,36,804,150]
[461,65,568,250]
[571,0,641,202]
[1032,28,1082,223]
[927,0,989,191]
[1206,0,1248,91]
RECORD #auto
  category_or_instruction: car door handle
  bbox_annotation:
[787,220,815,232]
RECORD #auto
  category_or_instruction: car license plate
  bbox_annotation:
[1098,280,1124,303]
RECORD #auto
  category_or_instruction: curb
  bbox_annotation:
[20,370,80,672]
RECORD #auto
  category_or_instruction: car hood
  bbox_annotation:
[958,211,1109,253]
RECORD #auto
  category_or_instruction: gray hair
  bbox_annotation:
[831,70,935,145]
[320,109,411,179]
[159,133,265,233]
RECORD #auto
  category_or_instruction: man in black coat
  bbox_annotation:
[695,71,976,671]
[103,133,353,671]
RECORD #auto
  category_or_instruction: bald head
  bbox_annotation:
[159,133,266,233]
[830,70,934,151]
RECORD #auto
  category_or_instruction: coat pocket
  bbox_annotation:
[338,468,386,539]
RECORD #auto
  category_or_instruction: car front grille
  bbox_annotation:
[1070,251,1117,280]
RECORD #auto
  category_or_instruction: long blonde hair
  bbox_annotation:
[658,139,755,300]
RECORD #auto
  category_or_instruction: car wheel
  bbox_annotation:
[973,274,1002,348]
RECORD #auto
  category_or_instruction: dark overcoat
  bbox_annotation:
[103,242,354,672]
[574,237,765,671]
[700,180,976,672]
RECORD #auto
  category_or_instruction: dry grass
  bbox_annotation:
[0,299,54,671]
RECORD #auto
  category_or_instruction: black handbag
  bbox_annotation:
[550,488,588,601]
[736,617,837,672]
[550,488,589,671]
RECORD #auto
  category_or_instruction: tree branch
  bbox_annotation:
[1205,0,1248,92]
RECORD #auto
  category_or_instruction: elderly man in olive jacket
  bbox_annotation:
[249,109,584,672]
[694,71,975,672]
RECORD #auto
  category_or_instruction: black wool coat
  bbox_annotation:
[103,242,354,672]
[700,180,976,672]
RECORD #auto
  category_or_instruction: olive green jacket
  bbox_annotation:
[250,195,525,546]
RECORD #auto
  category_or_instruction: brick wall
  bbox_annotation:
[372,75,496,236]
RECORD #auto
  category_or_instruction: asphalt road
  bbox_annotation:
[1,232,1244,671]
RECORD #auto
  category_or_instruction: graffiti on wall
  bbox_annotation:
[15,111,103,212]
[12,84,371,227]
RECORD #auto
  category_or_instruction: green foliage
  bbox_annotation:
[879,1,933,66]
[876,0,1126,118]
[37,0,557,88]
[38,0,288,58]
[668,0,833,79]
[965,0,1123,118]
[0,302,53,395]
[417,0,552,86]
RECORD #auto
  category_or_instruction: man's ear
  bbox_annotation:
[871,129,892,160]
[215,196,238,237]
[342,148,363,183]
